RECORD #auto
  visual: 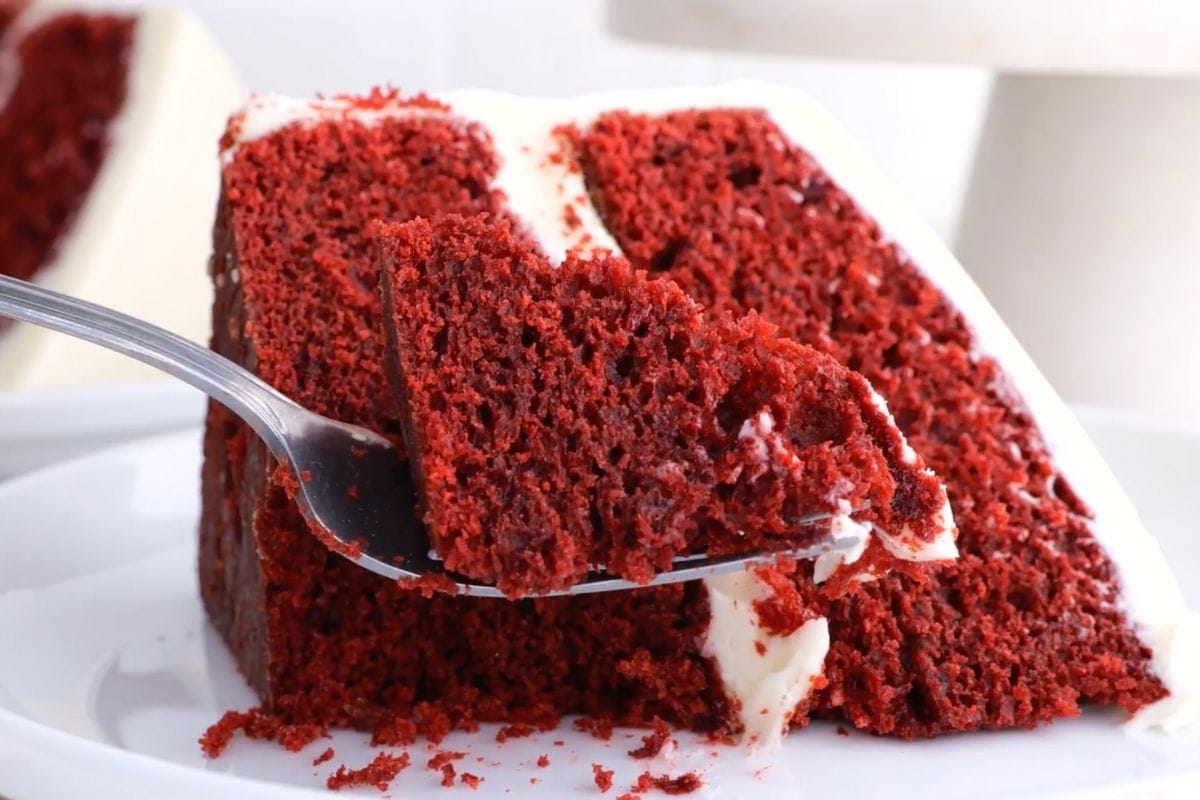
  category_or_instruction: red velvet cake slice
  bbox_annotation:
[201,85,1197,754]
[560,86,1200,734]
[378,213,949,596]
[0,0,239,388]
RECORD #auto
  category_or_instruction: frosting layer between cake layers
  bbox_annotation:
[0,0,241,389]
[222,83,1198,739]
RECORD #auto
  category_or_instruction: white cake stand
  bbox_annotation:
[607,0,1200,422]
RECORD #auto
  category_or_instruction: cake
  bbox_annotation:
[378,213,951,596]
[201,84,1199,750]
[0,0,240,389]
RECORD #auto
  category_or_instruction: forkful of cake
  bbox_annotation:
[0,217,952,598]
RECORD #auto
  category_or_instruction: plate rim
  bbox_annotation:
[0,429,329,800]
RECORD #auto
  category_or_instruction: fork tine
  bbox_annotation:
[451,522,860,599]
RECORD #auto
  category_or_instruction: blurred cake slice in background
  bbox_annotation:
[0,0,241,390]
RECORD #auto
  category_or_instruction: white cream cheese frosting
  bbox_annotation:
[703,571,829,748]
[0,1,242,390]
[227,82,1197,737]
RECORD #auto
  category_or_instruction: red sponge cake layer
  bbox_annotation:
[573,108,1164,734]
[378,213,946,595]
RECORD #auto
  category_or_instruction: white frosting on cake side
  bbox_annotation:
[228,82,1197,735]
[702,571,829,748]
[0,2,242,390]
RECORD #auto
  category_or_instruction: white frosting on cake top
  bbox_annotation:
[225,92,622,263]
[227,82,1198,735]
[0,1,242,390]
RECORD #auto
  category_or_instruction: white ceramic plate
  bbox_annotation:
[0,408,1198,800]
[0,382,205,481]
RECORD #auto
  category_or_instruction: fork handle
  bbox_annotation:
[0,274,293,454]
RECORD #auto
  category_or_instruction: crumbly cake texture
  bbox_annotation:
[378,213,946,596]
[201,88,1167,749]
[203,99,739,738]
[0,10,133,289]
[325,752,410,792]
[571,108,1165,732]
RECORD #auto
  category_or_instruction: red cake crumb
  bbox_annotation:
[326,752,410,792]
[592,763,615,792]
[440,763,457,787]
[573,717,614,741]
[373,702,456,744]
[563,202,583,231]
[751,566,820,636]
[460,773,483,789]
[535,754,550,767]
[544,128,570,167]
[632,771,703,795]
[836,725,850,737]
[495,723,536,742]
[200,708,326,758]
[628,718,672,759]
[198,711,246,757]
[312,747,336,766]
[274,465,365,560]
[617,795,641,800]
[372,718,419,747]
[427,751,466,770]
[400,572,464,598]
[328,86,448,113]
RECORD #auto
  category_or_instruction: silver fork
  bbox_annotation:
[0,274,858,597]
